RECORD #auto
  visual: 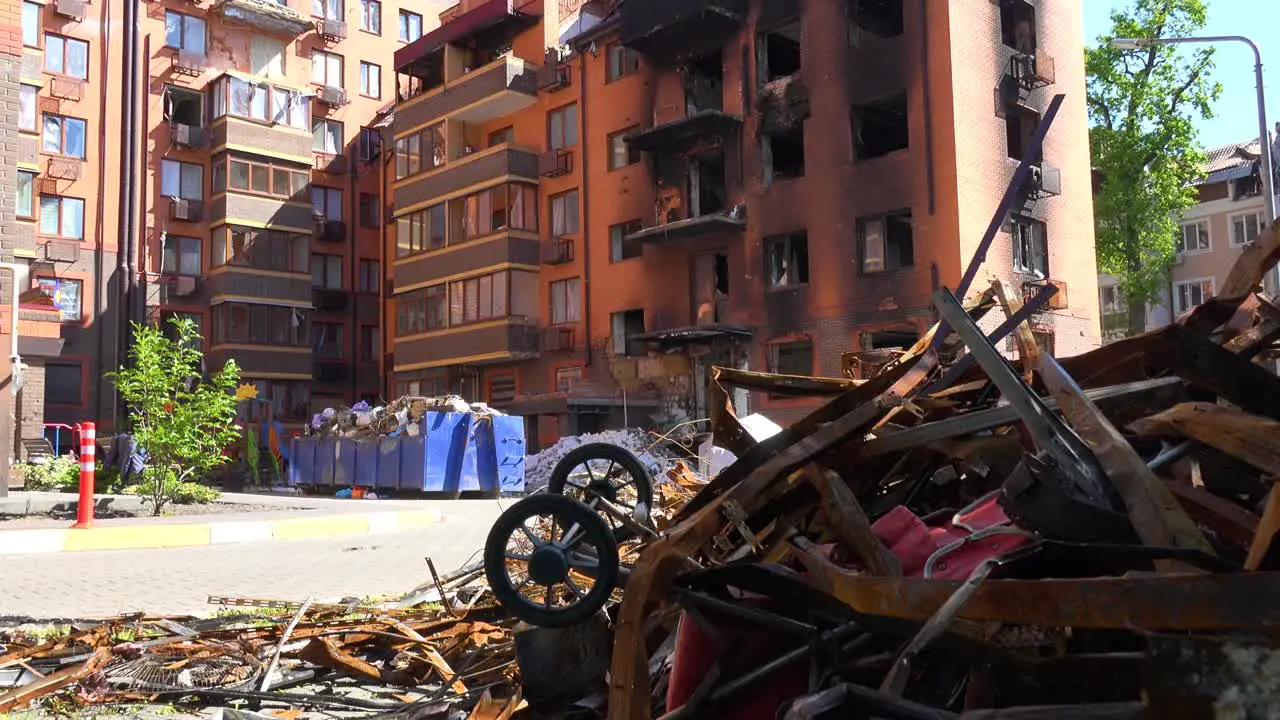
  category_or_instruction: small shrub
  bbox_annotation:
[17,455,79,492]
[124,468,221,506]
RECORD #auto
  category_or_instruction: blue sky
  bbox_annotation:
[1082,1,1280,149]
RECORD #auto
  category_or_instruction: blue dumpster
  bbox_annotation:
[288,410,526,495]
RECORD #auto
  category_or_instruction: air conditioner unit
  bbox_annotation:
[316,18,347,40]
[172,123,208,149]
[1171,253,1185,266]
[170,198,203,222]
[318,85,348,107]
[53,0,85,21]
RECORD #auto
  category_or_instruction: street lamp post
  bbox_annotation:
[1112,35,1278,295]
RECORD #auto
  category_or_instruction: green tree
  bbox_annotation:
[109,317,244,514]
[1087,0,1221,336]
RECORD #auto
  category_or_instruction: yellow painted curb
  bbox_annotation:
[63,524,212,552]
[270,514,369,540]
[394,510,444,530]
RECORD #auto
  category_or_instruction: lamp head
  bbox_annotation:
[1110,38,1148,50]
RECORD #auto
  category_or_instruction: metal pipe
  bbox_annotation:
[0,264,28,394]
[578,50,592,367]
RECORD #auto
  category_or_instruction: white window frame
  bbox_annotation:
[164,11,206,55]
[1171,276,1215,316]
[1229,210,1263,247]
[1176,219,1210,255]
[161,158,204,200]
[398,10,421,42]
[312,50,343,88]
[360,61,381,98]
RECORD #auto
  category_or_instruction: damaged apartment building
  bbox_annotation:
[386,0,1101,444]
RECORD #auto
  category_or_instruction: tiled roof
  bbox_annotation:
[1202,138,1260,175]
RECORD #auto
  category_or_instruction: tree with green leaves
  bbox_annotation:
[109,317,244,515]
[1087,0,1221,336]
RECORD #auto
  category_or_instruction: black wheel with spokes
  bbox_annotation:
[483,493,620,628]
[547,443,655,540]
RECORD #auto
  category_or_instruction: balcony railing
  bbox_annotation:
[1010,52,1055,92]
[1023,163,1062,200]
[619,0,745,56]
[314,219,347,242]
[541,238,573,265]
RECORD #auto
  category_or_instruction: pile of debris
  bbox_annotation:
[308,396,506,439]
[523,429,680,493]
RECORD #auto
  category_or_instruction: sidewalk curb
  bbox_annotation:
[0,509,444,555]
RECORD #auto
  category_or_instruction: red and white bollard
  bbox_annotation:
[71,422,96,529]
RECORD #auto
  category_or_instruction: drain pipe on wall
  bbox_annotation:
[2,263,29,396]
[579,50,592,367]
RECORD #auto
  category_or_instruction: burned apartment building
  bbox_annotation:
[385,0,1100,443]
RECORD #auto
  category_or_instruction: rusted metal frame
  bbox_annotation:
[932,288,1115,510]
[990,279,1040,382]
[609,357,935,719]
[708,367,755,458]
[783,682,959,720]
[678,291,999,523]
[259,595,314,692]
[711,366,862,396]
[1130,402,1280,478]
[881,556,1003,696]
[1246,480,1280,570]
[797,546,1280,629]
[0,648,111,712]
[1224,315,1280,358]
[295,638,382,682]
[934,93,1065,352]
[1037,356,1214,570]
[862,377,1181,459]
[804,463,902,576]
[1161,480,1259,552]
[925,283,1059,395]
[1182,219,1280,334]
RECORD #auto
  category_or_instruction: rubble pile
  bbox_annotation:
[523,429,679,493]
[7,229,1280,717]
[308,395,506,439]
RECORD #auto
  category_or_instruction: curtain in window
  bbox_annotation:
[449,282,464,326]
[464,195,479,239]
[61,199,84,239]
[552,197,566,236]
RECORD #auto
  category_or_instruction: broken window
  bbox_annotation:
[764,231,809,288]
[768,339,813,376]
[610,309,645,356]
[1005,103,1040,161]
[1000,0,1036,53]
[848,0,903,41]
[852,93,908,160]
[684,51,724,113]
[758,19,802,83]
[1031,328,1054,356]
[859,210,913,273]
[689,150,727,217]
[609,220,642,262]
[762,124,805,184]
[165,86,203,126]
[1011,215,1048,276]
[865,329,917,350]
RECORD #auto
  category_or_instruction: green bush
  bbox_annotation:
[123,468,221,506]
[17,455,79,491]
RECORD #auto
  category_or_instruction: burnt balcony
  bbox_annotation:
[394,316,540,369]
[619,0,745,59]
[1021,278,1069,311]
[212,0,314,37]
[393,0,540,77]
[1009,51,1055,92]
[627,204,746,246]
[757,75,810,134]
[392,55,538,132]
[625,110,742,155]
[1023,163,1062,200]
[541,237,573,265]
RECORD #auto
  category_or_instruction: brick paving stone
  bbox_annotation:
[0,501,506,619]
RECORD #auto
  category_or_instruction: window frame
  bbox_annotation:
[766,339,815,377]
[44,33,89,80]
[547,103,579,150]
[764,231,810,288]
[359,193,381,229]
[312,185,344,222]
[45,361,84,405]
[1229,210,1263,247]
[609,220,642,262]
[312,321,345,358]
[17,170,35,219]
[358,127,382,162]
[212,226,310,273]
[215,155,310,200]
[311,50,344,88]
[162,234,203,277]
[40,113,87,159]
[22,1,40,48]
[37,194,85,240]
[19,84,37,133]
[360,0,381,34]
[398,10,422,42]
[358,259,379,293]
[605,44,640,82]
[360,324,379,361]
[311,0,342,20]
[160,158,205,200]
[1010,214,1048,276]
[858,210,914,274]
[1176,219,1211,255]
[393,123,444,179]
[164,10,207,54]
[312,117,343,154]
[311,253,343,290]
[210,76,311,129]
[549,277,581,325]
[212,303,310,347]
[549,189,580,237]
[35,276,83,322]
[448,271,512,327]
[607,128,640,170]
[1171,277,1215,316]
[359,61,381,99]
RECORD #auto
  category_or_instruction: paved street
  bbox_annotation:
[0,500,506,619]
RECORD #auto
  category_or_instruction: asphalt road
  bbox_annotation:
[0,500,506,619]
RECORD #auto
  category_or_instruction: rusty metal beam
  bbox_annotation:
[805,463,901,577]
[1129,402,1280,478]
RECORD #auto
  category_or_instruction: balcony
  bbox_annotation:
[542,325,576,353]
[315,18,347,41]
[626,110,742,155]
[211,116,313,160]
[626,206,746,246]
[1023,163,1062,200]
[209,345,312,377]
[538,49,571,92]
[315,219,347,243]
[619,0,745,58]
[314,152,348,175]
[538,148,573,177]
[160,275,202,304]
[171,49,206,77]
[314,361,349,384]
[1021,279,1069,311]
[172,123,209,149]
[394,317,540,370]
[393,0,541,78]
[394,232,539,289]
[206,269,312,305]
[393,55,538,133]
[392,146,538,211]
[169,198,203,222]
[212,0,314,38]
[1009,52,1055,92]
[313,288,348,311]
[541,238,573,265]
[211,194,316,230]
